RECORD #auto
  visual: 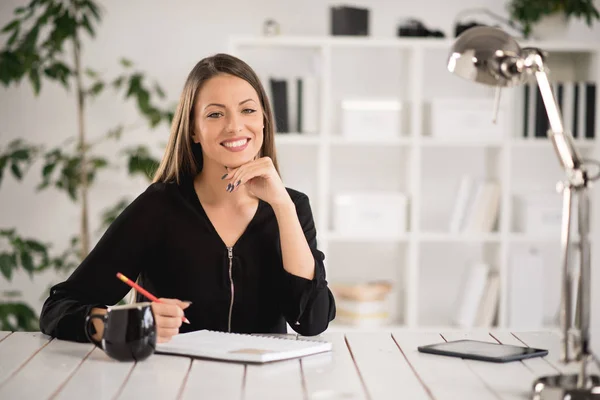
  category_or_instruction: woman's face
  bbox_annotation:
[192,73,264,169]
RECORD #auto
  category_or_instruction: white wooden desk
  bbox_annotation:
[1,329,598,399]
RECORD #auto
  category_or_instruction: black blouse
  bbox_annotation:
[39,177,336,342]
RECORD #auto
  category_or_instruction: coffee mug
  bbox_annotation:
[85,302,157,361]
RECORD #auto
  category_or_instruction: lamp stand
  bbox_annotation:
[531,177,600,399]
[524,52,599,400]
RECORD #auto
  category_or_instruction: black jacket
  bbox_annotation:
[39,177,336,342]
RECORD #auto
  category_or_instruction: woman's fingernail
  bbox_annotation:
[221,173,228,180]
[226,183,232,192]
[183,301,193,305]
[236,180,241,187]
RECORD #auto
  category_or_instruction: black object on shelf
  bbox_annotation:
[397,19,445,38]
[330,5,369,36]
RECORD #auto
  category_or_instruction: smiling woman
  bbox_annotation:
[39,53,336,344]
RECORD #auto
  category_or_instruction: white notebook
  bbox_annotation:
[155,330,332,363]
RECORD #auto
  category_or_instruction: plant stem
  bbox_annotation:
[73,32,90,258]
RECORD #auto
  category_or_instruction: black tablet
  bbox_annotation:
[417,339,548,363]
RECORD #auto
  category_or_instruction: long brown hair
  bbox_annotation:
[153,53,279,184]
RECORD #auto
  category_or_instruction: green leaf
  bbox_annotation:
[2,290,22,298]
[20,250,34,273]
[1,20,19,34]
[42,161,56,178]
[154,82,165,98]
[24,240,47,253]
[85,68,98,78]
[0,302,39,331]
[10,163,22,179]
[106,125,124,140]
[81,14,94,37]
[28,68,41,95]
[88,81,104,96]
[120,58,133,68]
[0,254,14,280]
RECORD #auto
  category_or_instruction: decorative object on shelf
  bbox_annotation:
[330,5,369,36]
[396,18,445,37]
[453,7,525,38]
[430,98,507,140]
[340,99,403,139]
[333,192,408,237]
[263,19,280,36]
[447,24,600,398]
[330,281,393,327]
[507,0,600,39]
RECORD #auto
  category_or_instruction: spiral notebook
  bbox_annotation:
[155,330,332,363]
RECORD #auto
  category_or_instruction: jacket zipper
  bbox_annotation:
[227,246,234,332]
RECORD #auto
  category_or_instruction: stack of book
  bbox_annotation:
[520,81,596,139]
[449,175,501,234]
[268,76,320,134]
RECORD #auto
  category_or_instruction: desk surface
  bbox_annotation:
[1,329,598,399]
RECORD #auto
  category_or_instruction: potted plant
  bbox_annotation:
[0,0,173,331]
[507,0,600,39]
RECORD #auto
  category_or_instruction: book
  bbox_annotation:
[155,330,332,363]
[452,262,490,328]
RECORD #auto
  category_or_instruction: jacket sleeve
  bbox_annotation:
[279,193,336,336]
[39,184,166,342]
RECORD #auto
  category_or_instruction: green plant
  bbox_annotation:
[0,0,174,330]
[507,0,600,37]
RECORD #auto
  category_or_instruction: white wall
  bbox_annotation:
[1,0,599,342]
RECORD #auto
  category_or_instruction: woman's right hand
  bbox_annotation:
[151,298,191,343]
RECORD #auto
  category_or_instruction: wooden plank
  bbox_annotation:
[490,331,559,377]
[53,347,134,400]
[0,337,93,399]
[180,360,244,400]
[0,332,52,386]
[116,354,190,400]
[345,332,431,400]
[442,331,536,400]
[301,333,368,400]
[244,360,304,400]
[392,331,496,400]
[513,331,600,376]
[0,332,11,342]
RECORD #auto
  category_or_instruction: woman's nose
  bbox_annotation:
[226,115,243,133]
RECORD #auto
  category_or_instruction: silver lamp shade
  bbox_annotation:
[447,26,527,87]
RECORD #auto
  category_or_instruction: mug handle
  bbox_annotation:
[85,313,107,348]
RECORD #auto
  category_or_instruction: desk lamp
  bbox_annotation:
[447,26,599,399]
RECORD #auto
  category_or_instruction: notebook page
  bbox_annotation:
[155,330,332,363]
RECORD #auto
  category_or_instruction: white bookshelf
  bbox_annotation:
[228,35,600,331]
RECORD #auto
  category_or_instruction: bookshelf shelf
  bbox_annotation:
[323,231,409,243]
[275,133,320,145]
[230,35,600,332]
[419,232,502,243]
[329,136,412,146]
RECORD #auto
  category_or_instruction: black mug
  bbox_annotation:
[85,302,157,361]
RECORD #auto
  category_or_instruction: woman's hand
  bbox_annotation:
[224,157,291,207]
[151,298,191,343]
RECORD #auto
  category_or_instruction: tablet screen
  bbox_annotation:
[420,339,547,362]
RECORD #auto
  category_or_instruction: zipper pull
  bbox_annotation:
[227,247,233,259]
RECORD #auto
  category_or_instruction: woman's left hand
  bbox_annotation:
[224,157,291,207]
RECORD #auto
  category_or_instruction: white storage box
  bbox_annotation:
[341,99,402,138]
[333,192,408,236]
[430,98,506,139]
[520,192,577,235]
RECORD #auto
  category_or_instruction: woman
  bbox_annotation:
[39,53,336,343]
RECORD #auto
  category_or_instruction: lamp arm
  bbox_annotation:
[525,50,585,175]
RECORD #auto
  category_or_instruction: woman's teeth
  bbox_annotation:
[223,139,248,148]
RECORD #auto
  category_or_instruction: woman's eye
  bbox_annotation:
[242,109,256,114]
[207,112,222,118]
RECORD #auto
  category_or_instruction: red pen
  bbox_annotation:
[116,272,190,324]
